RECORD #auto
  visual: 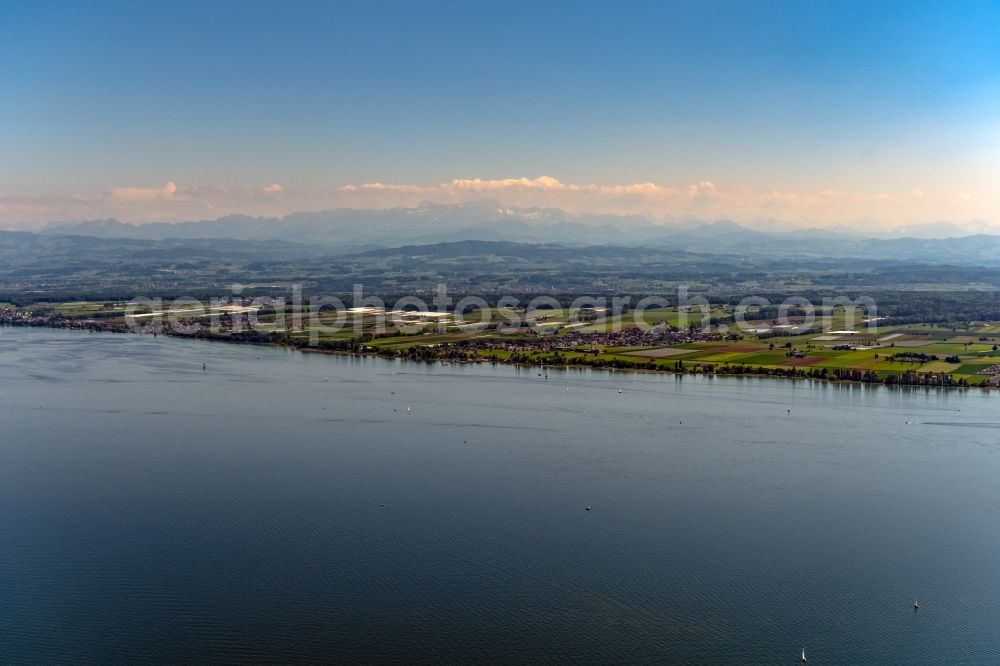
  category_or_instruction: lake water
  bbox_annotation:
[2,328,1000,664]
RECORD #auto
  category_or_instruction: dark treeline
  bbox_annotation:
[6,289,1000,326]
[722,291,1000,326]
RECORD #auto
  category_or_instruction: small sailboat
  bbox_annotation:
[618,387,623,394]
[801,647,807,663]
[914,598,920,611]
[406,405,411,414]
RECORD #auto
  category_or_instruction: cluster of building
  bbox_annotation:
[468,327,721,353]
[0,306,31,321]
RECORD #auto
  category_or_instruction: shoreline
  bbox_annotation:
[5,321,991,392]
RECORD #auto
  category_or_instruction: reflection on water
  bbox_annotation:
[2,328,999,664]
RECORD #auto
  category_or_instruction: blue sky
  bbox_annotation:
[1,0,997,227]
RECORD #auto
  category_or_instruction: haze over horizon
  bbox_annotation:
[2,0,997,231]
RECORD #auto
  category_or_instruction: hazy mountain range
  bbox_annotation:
[39,201,651,249]
[28,201,1000,266]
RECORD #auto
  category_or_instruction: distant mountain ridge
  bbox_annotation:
[40,201,651,247]
[32,201,1000,265]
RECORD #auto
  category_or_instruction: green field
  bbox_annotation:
[14,299,1000,387]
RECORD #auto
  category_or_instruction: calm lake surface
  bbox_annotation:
[2,328,1000,664]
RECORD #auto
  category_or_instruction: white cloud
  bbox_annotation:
[1,175,995,231]
[686,181,717,198]
[109,181,177,202]
[449,176,567,191]
[334,176,724,211]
